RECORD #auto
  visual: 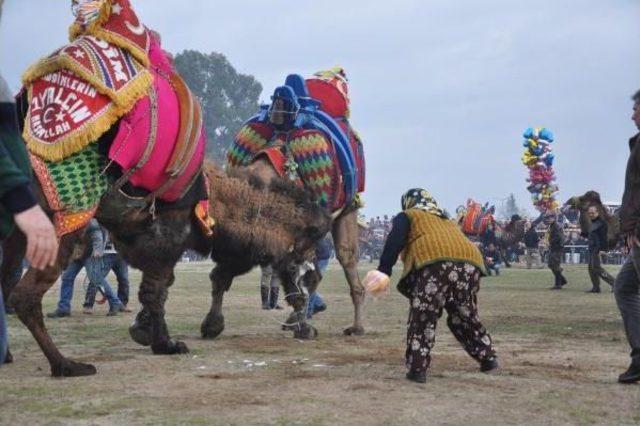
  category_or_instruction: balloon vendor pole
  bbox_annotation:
[521,127,559,213]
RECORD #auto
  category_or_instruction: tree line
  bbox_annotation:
[173,50,262,163]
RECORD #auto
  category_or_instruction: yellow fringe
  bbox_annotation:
[21,70,152,162]
[68,1,150,68]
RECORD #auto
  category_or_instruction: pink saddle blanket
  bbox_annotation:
[108,42,205,203]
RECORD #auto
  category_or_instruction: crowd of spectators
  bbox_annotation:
[358,215,393,261]
[358,212,625,266]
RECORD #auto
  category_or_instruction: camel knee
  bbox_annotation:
[209,267,233,294]
[9,286,44,325]
[138,280,168,313]
[350,286,365,300]
[336,246,358,266]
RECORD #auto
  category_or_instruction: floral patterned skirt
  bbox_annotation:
[403,261,495,373]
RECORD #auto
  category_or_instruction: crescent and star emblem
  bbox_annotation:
[125,20,145,35]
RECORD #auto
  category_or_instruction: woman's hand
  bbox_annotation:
[363,270,390,297]
[13,205,59,270]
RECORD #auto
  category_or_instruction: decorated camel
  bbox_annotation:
[222,69,368,337]
[1,0,330,377]
[457,199,526,266]
[564,190,621,249]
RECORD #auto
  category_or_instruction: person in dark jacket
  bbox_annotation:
[546,213,568,290]
[47,219,124,317]
[613,89,640,383]
[363,188,497,384]
[524,215,544,269]
[0,101,59,366]
[82,229,131,313]
[585,205,615,293]
[484,243,502,276]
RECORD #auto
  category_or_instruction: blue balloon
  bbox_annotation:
[539,128,554,142]
[545,154,555,166]
[531,145,544,157]
[523,128,536,139]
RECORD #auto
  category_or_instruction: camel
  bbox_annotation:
[1,160,330,377]
[207,75,367,339]
[459,209,527,267]
[494,217,527,265]
[564,190,621,249]
[216,156,365,338]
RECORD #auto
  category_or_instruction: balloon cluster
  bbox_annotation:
[521,127,559,212]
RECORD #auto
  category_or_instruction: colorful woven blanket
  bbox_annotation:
[461,199,494,236]
[29,143,108,236]
[228,124,341,211]
[226,123,272,168]
[306,70,365,193]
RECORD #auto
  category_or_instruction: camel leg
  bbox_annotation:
[136,267,188,355]
[281,264,317,339]
[128,270,180,349]
[10,232,97,377]
[332,210,365,336]
[1,231,26,364]
[201,263,243,339]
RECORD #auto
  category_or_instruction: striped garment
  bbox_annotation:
[402,209,486,277]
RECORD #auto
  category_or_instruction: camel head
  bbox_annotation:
[565,190,603,212]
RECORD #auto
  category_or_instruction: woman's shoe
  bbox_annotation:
[480,357,499,372]
[406,370,427,383]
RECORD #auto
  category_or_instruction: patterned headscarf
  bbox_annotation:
[401,188,448,219]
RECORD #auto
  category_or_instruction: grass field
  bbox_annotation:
[1,261,639,425]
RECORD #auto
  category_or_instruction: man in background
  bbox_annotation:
[259,265,283,310]
[547,213,568,290]
[585,205,615,293]
[82,228,130,313]
[524,221,541,269]
[484,243,502,276]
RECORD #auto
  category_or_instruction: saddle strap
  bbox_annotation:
[143,71,202,203]
[165,71,203,177]
[112,85,160,191]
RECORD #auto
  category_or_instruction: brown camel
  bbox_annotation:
[564,190,621,248]
[497,218,527,259]
[216,155,366,337]
[2,152,330,377]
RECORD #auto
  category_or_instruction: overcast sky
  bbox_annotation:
[2,0,639,217]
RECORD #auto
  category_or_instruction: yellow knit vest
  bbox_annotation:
[402,209,486,277]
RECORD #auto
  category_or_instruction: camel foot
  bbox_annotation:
[151,340,189,355]
[343,325,365,336]
[51,360,97,377]
[201,313,224,340]
[293,324,318,340]
[281,312,298,331]
[129,316,152,347]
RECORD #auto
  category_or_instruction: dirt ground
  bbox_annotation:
[1,261,639,425]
